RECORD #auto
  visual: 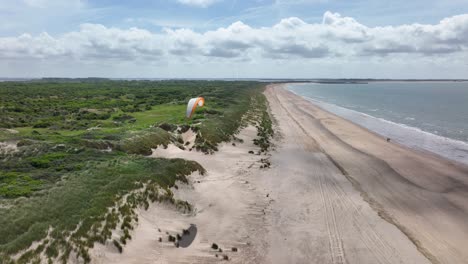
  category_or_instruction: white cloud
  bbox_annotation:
[177,0,219,8]
[1,11,468,77]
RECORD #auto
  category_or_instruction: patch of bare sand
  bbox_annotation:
[90,125,271,264]
[180,129,196,149]
[0,141,18,154]
[1,128,19,134]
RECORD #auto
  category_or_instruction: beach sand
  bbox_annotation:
[266,84,468,264]
[91,84,468,264]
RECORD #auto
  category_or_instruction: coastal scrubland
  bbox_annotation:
[0,80,266,263]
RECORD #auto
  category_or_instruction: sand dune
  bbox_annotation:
[90,125,271,263]
[91,84,468,264]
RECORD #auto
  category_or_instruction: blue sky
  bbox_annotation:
[1,0,468,78]
[3,0,468,35]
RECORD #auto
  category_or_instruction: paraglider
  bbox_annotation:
[186,97,205,118]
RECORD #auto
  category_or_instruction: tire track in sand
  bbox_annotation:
[318,173,347,264]
[278,90,419,264]
[272,88,410,264]
[272,90,346,264]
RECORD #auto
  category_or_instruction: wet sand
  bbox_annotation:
[91,84,468,264]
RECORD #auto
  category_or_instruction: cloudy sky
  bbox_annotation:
[1,0,468,78]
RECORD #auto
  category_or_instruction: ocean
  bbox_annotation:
[286,82,468,165]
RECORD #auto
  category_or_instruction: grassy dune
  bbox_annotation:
[0,80,267,263]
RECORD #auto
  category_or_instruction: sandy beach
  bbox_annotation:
[90,84,468,264]
[265,85,468,264]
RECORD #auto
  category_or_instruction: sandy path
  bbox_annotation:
[268,85,468,264]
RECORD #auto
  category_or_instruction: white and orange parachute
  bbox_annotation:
[186,97,205,118]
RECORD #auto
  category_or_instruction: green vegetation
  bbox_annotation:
[0,80,266,263]
[253,95,274,152]
[244,93,274,153]
[0,80,262,153]
[0,156,203,263]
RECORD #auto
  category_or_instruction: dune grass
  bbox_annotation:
[0,80,266,263]
[0,155,204,263]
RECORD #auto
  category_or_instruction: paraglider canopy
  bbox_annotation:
[186,97,205,118]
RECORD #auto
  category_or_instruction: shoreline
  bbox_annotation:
[285,83,468,167]
[283,82,468,173]
[270,84,468,263]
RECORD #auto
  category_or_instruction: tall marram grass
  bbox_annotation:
[0,156,204,263]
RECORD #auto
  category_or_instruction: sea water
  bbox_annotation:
[287,82,468,165]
